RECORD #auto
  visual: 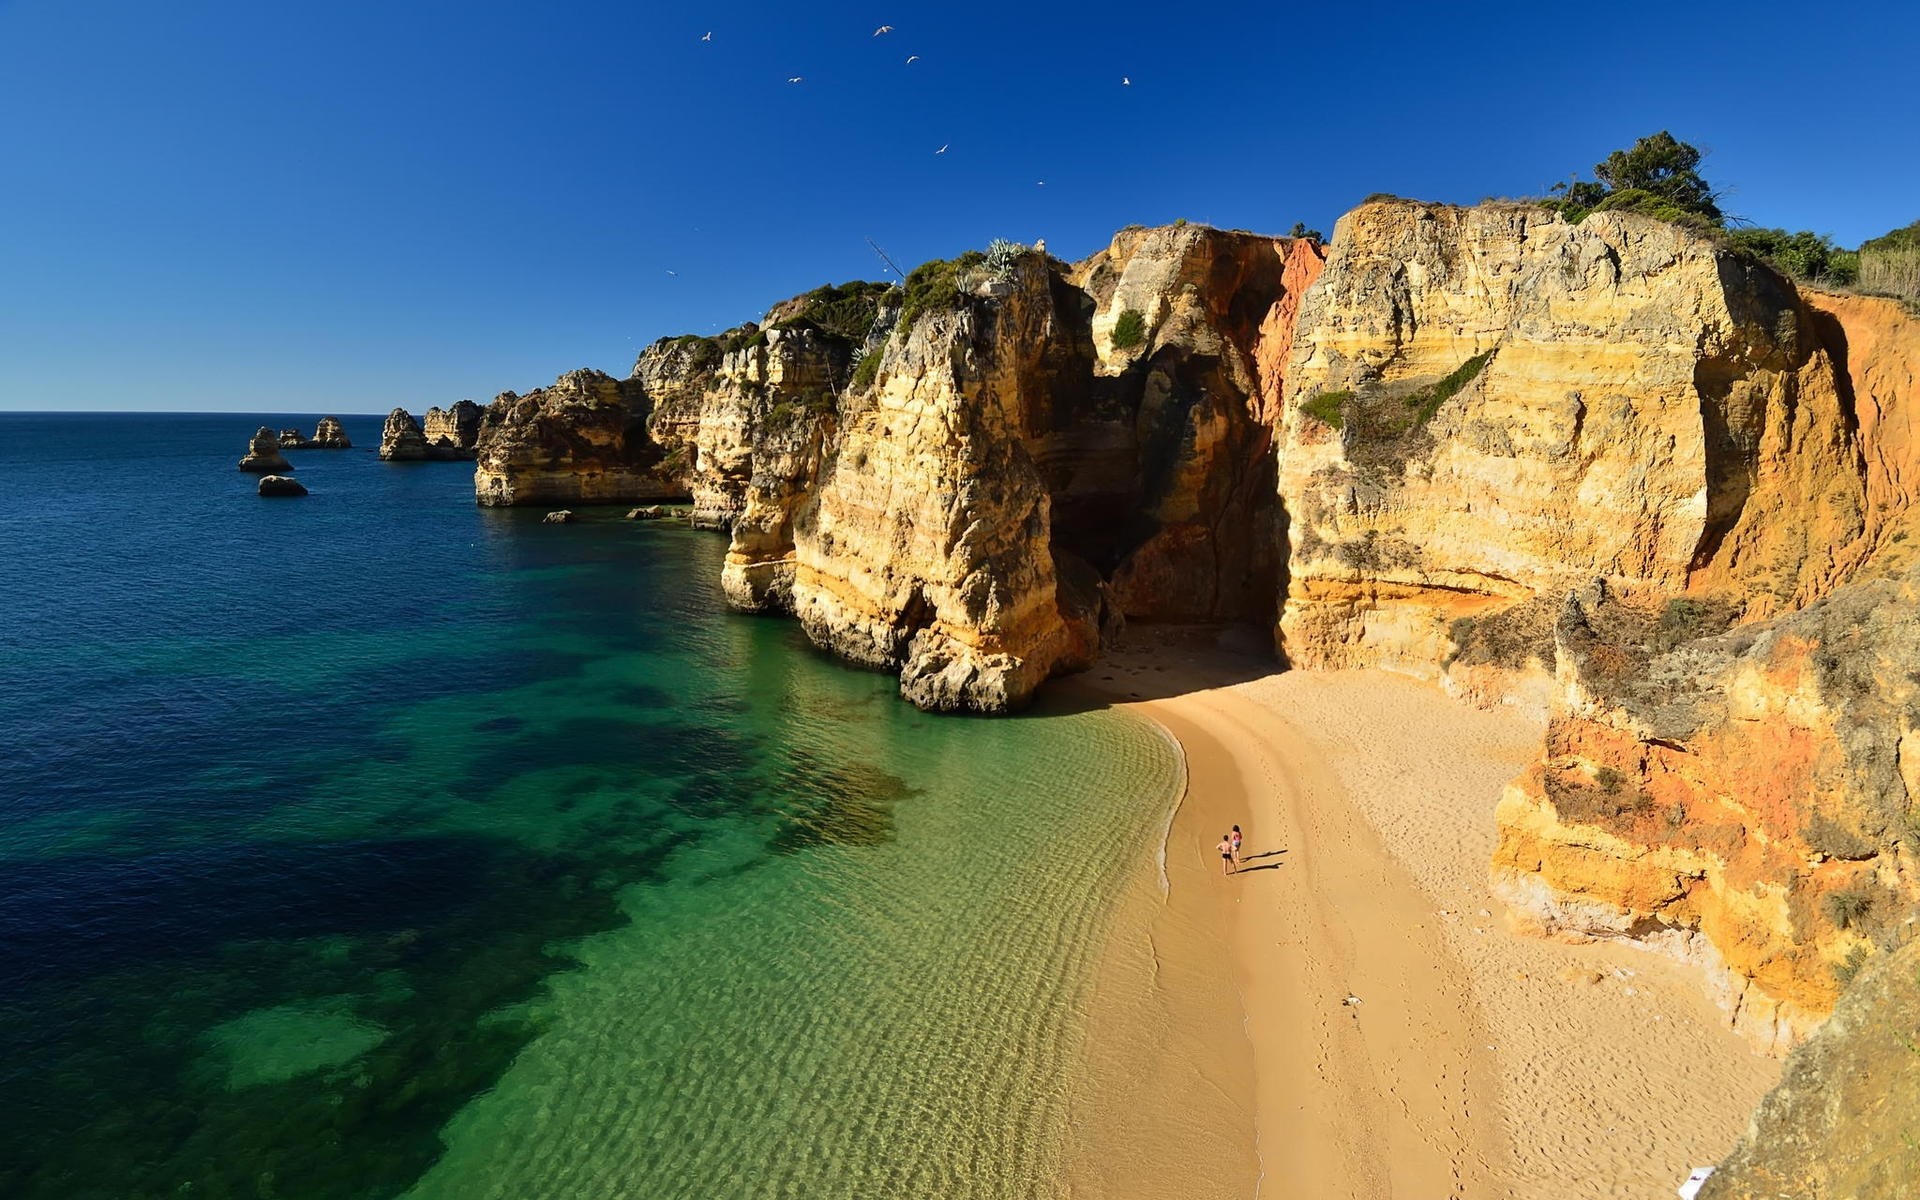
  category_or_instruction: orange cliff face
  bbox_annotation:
[1273,200,1920,1050]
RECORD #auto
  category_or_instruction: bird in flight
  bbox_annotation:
[1121,76,1131,85]
[701,31,711,41]
[667,270,678,276]
[787,76,803,83]
[935,144,948,154]
[905,55,919,64]
[873,24,893,35]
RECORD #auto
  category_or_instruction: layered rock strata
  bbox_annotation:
[784,254,1091,711]
[378,408,431,461]
[238,427,291,473]
[472,371,674,504]
[1066,226,1325,621]
[311,416,351,449]
[421,401,481,457]
[1266,199,1920,1048]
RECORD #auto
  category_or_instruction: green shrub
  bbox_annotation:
[1171,217,1189,228]
[1288,221,1325,242]
[1726,227,1859,286]
[1594,766,1624,794]
[851,351,881,391]
[1110,308,1147,350]
[1403,350,1494,425]
[900,250,988,331]
[1299,390,1351,429]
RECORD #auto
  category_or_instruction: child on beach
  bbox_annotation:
[1218,833,1236,875]
[1230,825,1243,869]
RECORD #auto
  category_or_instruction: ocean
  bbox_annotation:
[0,413,1183,1199]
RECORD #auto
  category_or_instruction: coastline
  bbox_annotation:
[1067,628,1780,1199]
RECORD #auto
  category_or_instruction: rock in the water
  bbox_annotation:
[238,426,292,473]
[311,416,351,449]
[542,509,574,524]
[257,475,308,497]
[421,400,482,458]
[276,428,305,448]
[626,505,670,520]
[378,408,432,461]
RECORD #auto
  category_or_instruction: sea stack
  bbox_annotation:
[378,408,431,461]
[238,426,292,473]
[421,400,482,458]
[257,475,308,497]
[311,416,351,449]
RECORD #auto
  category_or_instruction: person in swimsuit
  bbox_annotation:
[1218,833,1236,875]
[1230,825,1243,869]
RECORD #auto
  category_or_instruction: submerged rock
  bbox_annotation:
[257,475,308,497]
[626,505,670,520]
[542,509,574,524]
[238,427,292,473]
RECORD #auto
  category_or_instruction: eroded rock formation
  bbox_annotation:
[379,409,430,461]
[238,427,291,473]
[422,401,482,458]
[449,209,1919,1075]
[1265,198,1920,1050]
[257,474,307,497]
[311,416,351,449]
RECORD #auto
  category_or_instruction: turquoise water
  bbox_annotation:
[0,414,1181,1198]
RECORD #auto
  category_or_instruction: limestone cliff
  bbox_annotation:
[1275,199,1868,681]
[1065,226,1324,621]
[1269,200,1920,1049]
[1701,938,1920,1199]
[472,371,679,505]
[421,401,482,458]
[1491,562,1920,1050]
[785,251,1089,712]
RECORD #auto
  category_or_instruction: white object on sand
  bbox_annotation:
[1677,1166,1714,1199]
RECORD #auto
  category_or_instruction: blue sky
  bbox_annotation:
[2,0,1916,412]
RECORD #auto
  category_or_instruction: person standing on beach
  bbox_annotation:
[1230,825,1243,869]
[1218,833,1236,876]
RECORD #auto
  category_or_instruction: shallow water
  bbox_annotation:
[0,413,1180,1198]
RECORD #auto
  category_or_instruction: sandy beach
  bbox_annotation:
[1068,628,1780,1200]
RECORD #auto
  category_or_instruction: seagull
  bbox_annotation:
[701,31,711,41]
[787,76,803,83]
[667,270,678,276]
[935,144,948,155]
[873,24,893,35]
[905,55,919,64]
[1122,76,1131,86]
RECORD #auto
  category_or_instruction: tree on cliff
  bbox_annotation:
[1547,131,1723,229]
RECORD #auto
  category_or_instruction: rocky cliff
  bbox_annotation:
[471,371,679,504]
[1263,199,1920,1049]
[1700,938,1920,1199]
[311,416,351,449]
[421,401,482,457]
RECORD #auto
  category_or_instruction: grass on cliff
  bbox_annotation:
[770,280,896,347]
[899,250,988,331]
[1110,309,1147,351]
[851,351,881,392]
[1299,389,1351,429]
[1403,351,1494,425]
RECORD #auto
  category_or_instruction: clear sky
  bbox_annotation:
[3,0,1916,412]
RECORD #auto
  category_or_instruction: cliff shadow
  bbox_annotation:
[1033,622,1285,717]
